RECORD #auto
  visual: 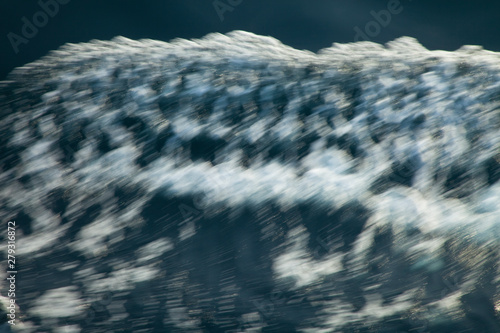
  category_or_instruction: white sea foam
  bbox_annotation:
[0,31,499,332]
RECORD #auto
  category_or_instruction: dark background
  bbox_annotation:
[1,0,500,81]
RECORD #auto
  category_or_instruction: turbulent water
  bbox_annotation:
[0,31,499,332]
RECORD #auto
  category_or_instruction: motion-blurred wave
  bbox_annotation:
[0,31,499,332]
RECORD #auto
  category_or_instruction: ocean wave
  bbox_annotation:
[0,31,499,332]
